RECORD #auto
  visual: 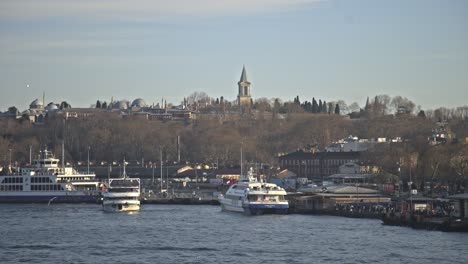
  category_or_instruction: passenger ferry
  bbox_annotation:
[218,168,289,215]
[102,160,140,212]
[0,149,101,203]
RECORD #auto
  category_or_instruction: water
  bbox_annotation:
[0,204,467,264]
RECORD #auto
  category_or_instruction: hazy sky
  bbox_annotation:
[1,0,467,111]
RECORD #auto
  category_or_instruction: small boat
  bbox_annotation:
[218,168,289,215]
[102,159,140,212]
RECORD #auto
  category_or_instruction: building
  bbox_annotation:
[325,135,388,152]
[293,185,391,212]
[278,150,361,180]
[237,65,252,108]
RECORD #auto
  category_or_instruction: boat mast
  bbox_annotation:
[122,158,127,178]
[240,142,243,177]
[62,141,65,169]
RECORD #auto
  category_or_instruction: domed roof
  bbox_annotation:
[113,101,129,110]
[131,98,147,108]
[30,99,44,109]
[45,104,59,111]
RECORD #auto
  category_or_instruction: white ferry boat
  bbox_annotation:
[102,161,140,212]
[0,149,101,203]
[219,168,289,215]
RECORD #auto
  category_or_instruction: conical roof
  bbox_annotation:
[239,65,248,82]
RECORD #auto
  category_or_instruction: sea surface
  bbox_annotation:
[0,204,467,264]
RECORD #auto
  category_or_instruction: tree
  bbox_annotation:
[60,101,71,109]
[449,145,468,192]
[391,96,416,114]
[365,97,371,112]
[7,106,18,115]
[101,102,107,109]
[417,110,426,118]
[312,98,318,113]
[318,100,323,113]
[348,102,360,113]
[96,100,101,109]
[322,101,327,113]
[334,104,340,115]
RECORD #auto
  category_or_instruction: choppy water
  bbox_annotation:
[0,204,467,264]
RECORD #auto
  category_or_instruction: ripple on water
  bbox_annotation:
[0,204,467,264]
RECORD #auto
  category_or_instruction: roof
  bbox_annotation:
[131,98,147,108]
[328,173,374,179]
[325,185,379,194]
[448,193,468,200]
[279,150,361,159]
[239,65,249,83]
[30,99,44,108]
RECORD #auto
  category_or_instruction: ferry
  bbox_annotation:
[218,168,289,215]
[102,160,140,212]
[0,149,101,203]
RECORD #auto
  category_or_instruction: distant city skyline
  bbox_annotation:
[1,0,467,111]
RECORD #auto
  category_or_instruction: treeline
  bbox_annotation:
[1,111,464,166]
[1,94,467,191]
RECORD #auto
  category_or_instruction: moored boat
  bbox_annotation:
[218,168,289,215]
[0,149,101,203]
[102,160,140,212]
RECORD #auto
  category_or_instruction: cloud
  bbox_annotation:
[0,0,323,21]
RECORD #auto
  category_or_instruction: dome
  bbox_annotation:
[113,101,129,110]
[45,104,59,111]
[30,99,44,109]
[131,98,147,108]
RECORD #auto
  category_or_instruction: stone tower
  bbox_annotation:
[237,65,252,107]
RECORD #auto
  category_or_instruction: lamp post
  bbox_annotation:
[8,148,12,168]
[160,146,163,194]
[152,163,155,186]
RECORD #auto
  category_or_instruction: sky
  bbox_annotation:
[0,0,467,111]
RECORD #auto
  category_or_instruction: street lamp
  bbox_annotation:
[8,148,12,168]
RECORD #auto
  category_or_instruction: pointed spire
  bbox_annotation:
[240,65,248,82]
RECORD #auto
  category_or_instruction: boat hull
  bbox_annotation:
[0,194,101,204]
[244,203,289,215]
[220,199,288,215]
[102,200,140,212]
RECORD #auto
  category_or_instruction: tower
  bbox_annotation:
[237,65,252,107]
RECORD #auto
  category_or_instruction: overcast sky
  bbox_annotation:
[0,0,467,111]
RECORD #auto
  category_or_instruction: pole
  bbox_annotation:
[62,141,65,169]
[87,146,90,174]
[240,142,243,177]
[9,148,12,168]
[152,163,155,185]
[29,145,32,165]
[177,135,180,163]
[160,147,163,194]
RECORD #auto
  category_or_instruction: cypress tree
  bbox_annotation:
[96,100,101,108]
[334,103,340,115]
[312,98,318,113]
[365,97,370,111]
[323,101,327,113]
[318,100,323,113]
